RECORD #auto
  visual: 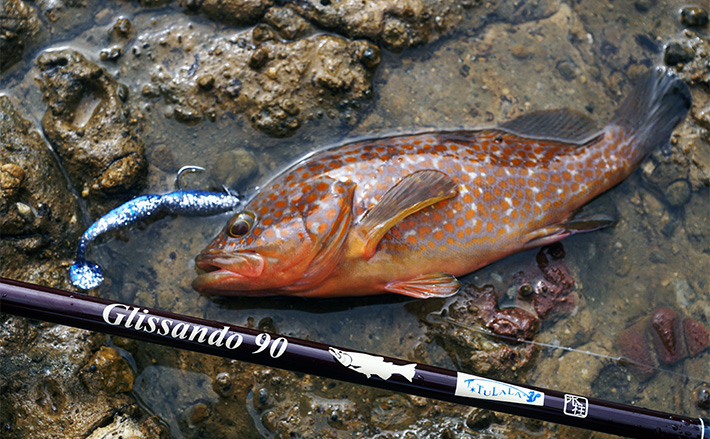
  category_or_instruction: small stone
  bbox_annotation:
[173,105,203,124]
[358,44,381,70]
[149,144,178,173]
[188,402,210,424]
[664,179,691,207]
[697,388,710,410]
[249,48,269,69]
[633,0,653,12]
[99,47,122,62]
[664,42,695,66]
[556,58,578,80]
[465,408,494,429]
[683,318,710,357]
[252,24,274,43]
[210,147,258,189]
[213,372,234,397]
[616,319,656,380]
[197,74,214,90]
[80,346,134,394]
[113,17,132,37]
[650,307,687,365]
[511,45,531,59]
[680,7,708,27]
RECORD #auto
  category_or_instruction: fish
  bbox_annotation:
[193,69,691,298]
[329,347,417,382]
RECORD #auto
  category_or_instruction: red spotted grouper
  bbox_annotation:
[193,70,691,298]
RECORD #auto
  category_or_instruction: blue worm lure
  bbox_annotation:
[70,189,242,289]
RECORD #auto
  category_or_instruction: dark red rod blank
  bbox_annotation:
[1,277,707,439]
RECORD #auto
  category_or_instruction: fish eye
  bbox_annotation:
[227,211,256,238]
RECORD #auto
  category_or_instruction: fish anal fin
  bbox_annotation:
[385,272,460,299]
[357,170,457,259]
[500,108,599,144]
[524,197,618,249]
[523,226,570,250]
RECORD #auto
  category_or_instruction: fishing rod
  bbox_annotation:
[1,277,707,439]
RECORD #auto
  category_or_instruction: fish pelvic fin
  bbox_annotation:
[354,170,458,259]
[610,68,690,155]
[385,272,460,299]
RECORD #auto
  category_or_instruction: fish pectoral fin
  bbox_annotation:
[384,272,460,299]
[500,108,600,144]
[523,197,618,249]
[356,170,458,259]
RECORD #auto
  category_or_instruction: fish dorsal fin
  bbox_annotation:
[355,170,458,259]
[286,178,356,291]
[499,108,599,144]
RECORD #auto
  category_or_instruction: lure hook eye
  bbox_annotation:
[227,211,256,238]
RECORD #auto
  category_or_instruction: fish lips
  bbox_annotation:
[192,251,265,292]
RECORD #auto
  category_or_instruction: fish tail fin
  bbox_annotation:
[610,68,691,154]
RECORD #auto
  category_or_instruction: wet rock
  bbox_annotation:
[680,6,709,28]
[664,41,695,66]
[697,388,710,410]
[664,179,691,206]
[112,17,133,38]
[85,411,169,439]
[0,96,83,278]
[684,318,710,357]
[183,0,274,26]
[212,372,234,398]
[0,0,40,72]
[37,49,147,217]
[616,307,710,380]
[650,307,686,365]
[210,147,259,189]
[0,318,138,439]
[615,319,656,380]
[371,394,416,430]
[556,58,578,80]
[426,283,539,380]
[80,346,135,394]
[263,6,311,40]
[516,244,577,320]
[150,27,379,137]
[465,408,495,430]
[277,0,449,52]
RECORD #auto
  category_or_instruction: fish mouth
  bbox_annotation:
[192,252,265,293]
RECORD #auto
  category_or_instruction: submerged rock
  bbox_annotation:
[37,49,147,218]
[616,306,710,380]
[0,0,40,72]
[0,96,82,278]
[146,27,380,137]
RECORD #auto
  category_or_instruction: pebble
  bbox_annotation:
[213,372,234,397]
[697,388,710,410]
[210,147,258,190]
[680,6,708,28]
[664,179,691,207]
[664,42,695,66]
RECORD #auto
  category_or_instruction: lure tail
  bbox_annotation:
[610,69,691,155]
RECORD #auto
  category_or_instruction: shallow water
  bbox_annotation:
[1,0,708,437]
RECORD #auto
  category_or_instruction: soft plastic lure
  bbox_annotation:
[70,167,241,289]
